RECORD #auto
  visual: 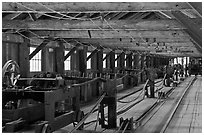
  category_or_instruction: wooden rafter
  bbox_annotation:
[28,13,37,21]
[64,44,81,61]
[2,2,191,13]
[172,11,202,53]
[86,48,98,61]
[29,39,50,60]
[103,51,112,61]
[188,2,202,17]
[115,52,125,61]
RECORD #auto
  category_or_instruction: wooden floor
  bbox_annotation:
[165,76,202,133]
[135,76,202,133]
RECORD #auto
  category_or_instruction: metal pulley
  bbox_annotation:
[2,60,20,88]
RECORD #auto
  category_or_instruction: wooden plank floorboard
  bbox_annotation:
[165,76,202,133]
[134,76,195,133]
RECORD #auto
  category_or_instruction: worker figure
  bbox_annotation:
[165,65,174,87]
[145,68,157,98]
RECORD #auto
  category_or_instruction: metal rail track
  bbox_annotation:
[131,76,196,133]
[160,76,197,133]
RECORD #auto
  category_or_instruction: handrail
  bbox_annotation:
[121,70,144,79]
[117,76,148,104]
[71,77,106,87]
[70,93,106,132]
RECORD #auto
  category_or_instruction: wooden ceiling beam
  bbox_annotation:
[91,43,195,49]
[30,30,190,39]
[2,2,191,13]
[2,19,188,31]
[67,38,191,44]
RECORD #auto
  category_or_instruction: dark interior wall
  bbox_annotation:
[2,42,19,66]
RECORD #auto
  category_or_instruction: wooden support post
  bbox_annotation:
[42,47,53,72]
[126,53,133,70]
[99,103,105,128]
[44,92,55,122]
[188,57,192,76]
[118,52,125,73]
[141,55,146,82]
[176,57,179,64]
[185,57,188,77]
[138,55,142,84]
[91,48,102,97]
[146,56,150,68]
[54,41,65,74]
[181,57,184,77]
[125,53,133,86]
[132,54,139,86]
[72,87,80,112]
[107,96,117,128]
[18,33,29,78]
[150,56,154,68]
[154,56,156,67]
[107,50,115,78]
[97,49,103,95]
[77,46,87,77]
[104,79,117,129]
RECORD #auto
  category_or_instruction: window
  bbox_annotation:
[30,47,41,72]
[115,54,118,67]
[103,53,106,68]
[64,50,71,70]
[87,52,91,69]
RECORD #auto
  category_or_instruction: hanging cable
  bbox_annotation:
[14,2,150,54]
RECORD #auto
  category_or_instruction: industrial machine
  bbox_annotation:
[2,60,85,132]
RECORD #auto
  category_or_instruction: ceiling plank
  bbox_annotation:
[2,2,191,13]
[3,19,188,31]
[172,11,202,53]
